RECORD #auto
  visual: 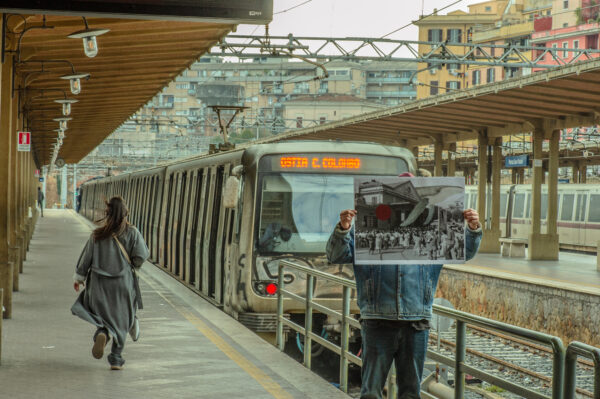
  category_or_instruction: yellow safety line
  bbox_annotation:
[140,274,294,399]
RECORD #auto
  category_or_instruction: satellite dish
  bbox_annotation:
[431,298,454,332]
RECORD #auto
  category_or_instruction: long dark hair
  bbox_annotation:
[93,196,130,241]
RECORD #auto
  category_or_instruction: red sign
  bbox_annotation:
[17,132,30,152]
[279,156,361,170]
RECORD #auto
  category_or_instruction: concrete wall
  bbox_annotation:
[436,267,600,347]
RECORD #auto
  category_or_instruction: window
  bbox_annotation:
[526,194,531,219]
[541,193,548,220]
[486,68,495,83]
[587,34,598,49]
[500,193,507,218]
[296,117,303,128]
[589,195,600,222]
[430,80,439,95]
[446,81,461,90]
[560,193,574,220]
[446,63,460,71]
[563,0,568,9]
[319,81,328,93]
[447,29,462,43]
[319,116,326,125]
[485,6,492,11]
[514,193,525,218]
[563,23,569,28]
[574,40,579,50]
[472,70,481,85]
[575,193,588,221]
[562,41,569,58]
[428,29,443,42]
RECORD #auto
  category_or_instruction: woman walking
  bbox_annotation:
[71,196,149,370]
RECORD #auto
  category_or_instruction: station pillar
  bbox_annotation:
[528,125,559,260]
[579,163,587,183]
[0,51,14,318]
[434,140,443,177]
[9,79,21,292]
[476,130,489,235]
[479,135,502,253]
[447,143,456,177]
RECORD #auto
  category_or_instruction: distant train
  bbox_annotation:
[465,184,599,252]
[79,141,416,340]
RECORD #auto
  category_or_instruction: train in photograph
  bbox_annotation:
[79,140,417,342]
[465,183,600,252]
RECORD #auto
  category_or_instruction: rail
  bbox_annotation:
[276,259,568,398]
[564,342,600,399]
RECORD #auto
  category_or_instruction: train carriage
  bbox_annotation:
[465,183,600,252]
[79,141,416,340]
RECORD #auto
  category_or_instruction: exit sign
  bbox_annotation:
[17,132,30,152]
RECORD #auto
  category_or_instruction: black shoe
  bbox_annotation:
[108,353,125,370]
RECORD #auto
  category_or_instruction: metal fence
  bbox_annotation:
[275,259,600,399]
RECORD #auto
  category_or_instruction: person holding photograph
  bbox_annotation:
[326,203,482,399]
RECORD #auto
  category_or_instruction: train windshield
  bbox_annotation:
[258,174,355,254]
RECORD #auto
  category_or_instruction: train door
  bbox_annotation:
[202,167,216,297]
[203,165,225,302]
[214,164,232,305]
[177,171,191,281]
[151,175,164,263]
[560,192,575,245]
[169,172,183,275]
[575,191,588,246]
[195,168,209,293]
[182,170,198,284]
[161,173,175,268]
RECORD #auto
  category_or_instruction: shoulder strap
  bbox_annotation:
[112,234,132,265]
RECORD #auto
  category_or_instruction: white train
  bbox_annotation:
[465,184,599,252]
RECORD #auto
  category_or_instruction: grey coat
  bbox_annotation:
[71,226,149,348]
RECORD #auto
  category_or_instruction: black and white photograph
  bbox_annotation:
[353,176,465,265]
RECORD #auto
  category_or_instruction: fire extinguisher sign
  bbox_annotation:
[17,131,31,152]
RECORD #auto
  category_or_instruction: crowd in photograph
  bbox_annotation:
[355,223,464,260]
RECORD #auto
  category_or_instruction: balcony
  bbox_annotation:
[155,102,174,109]
[366,90,416,98]
[366,76,412,84]
[472,21,534,43]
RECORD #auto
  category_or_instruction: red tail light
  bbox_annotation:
[265,282,278,295]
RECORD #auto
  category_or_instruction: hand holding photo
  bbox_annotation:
[353,176,465,265]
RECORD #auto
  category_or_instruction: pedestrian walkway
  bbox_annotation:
[0,209,349,399]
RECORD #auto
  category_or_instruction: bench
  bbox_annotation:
[499,238,528,258]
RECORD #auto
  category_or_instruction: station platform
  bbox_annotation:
[0,210,349,399]
[458,251,600,294]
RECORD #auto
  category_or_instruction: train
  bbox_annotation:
[465,183,600,252]
[79,141,417,341]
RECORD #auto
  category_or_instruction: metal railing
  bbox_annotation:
[276,259,574,399]
[564,342,600,399]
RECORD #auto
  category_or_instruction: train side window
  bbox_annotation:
[513,193,525,218]
[500,193,507,218]
[560,193,575,221]
[576,193,588,222]
[589,195,600,222]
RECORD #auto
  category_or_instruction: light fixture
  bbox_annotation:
[60,73,90,95]
[54,98,78,116]
[53,117,72,130]
[67,17,110,58]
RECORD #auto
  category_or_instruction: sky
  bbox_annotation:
[235,0,487,42]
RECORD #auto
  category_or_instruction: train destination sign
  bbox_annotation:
[260,154,409,175]
[0,0,273,24]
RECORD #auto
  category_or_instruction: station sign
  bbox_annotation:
[39,177,44,183]
[0,0,273,24]
[34,169,40,177]
[504,154,529,168]
[17,131,30,152]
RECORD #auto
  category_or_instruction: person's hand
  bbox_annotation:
[74,282,82,292]
[339,209,357,230]
[463,208,480,230]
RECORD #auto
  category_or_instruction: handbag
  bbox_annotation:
[113,234,144,310]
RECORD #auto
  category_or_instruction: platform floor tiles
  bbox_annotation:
[0,210,349,399]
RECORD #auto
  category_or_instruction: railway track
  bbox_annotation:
[430,325,595,398]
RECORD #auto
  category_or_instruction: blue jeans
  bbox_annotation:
[360,319,430,399]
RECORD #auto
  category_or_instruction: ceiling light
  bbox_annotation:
[54,98,78,116]
[67,18,110,58]
[53,117,72,130]
[60,73,90,95]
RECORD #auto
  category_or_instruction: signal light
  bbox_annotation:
[265,283,278,296]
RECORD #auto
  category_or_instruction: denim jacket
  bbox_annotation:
[326,225,482,321]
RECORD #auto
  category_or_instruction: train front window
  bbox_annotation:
[257,174,355,254]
